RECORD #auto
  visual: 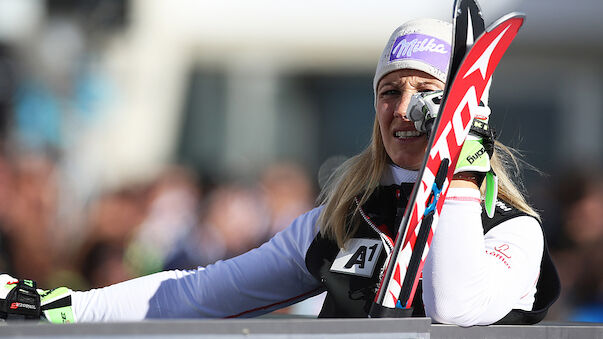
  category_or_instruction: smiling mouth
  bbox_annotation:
[394,130,424,138]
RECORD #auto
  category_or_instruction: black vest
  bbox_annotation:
[305,184,560,324]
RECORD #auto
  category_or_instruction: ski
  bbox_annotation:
[370,0,525,317]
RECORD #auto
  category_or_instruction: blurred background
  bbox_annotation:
[0,0,602,321]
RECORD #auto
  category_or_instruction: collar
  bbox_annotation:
[380,164,419,186]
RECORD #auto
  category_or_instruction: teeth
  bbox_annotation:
[395,130,423,138]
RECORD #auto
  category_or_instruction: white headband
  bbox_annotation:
[373,18,453,107]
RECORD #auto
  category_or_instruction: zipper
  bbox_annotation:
[354,197,394,255]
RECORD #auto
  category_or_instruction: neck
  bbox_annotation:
[380,163,418,185]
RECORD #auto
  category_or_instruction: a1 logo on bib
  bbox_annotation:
[330,238,383,277]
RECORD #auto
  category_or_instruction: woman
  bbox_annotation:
[0,18,559,326]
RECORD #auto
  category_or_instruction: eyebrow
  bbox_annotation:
[417,80,441,86]
[378,79,442,91]
[378,81,398,89]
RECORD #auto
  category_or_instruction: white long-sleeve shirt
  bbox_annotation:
[72,165,543,325]
[423,187,542,326]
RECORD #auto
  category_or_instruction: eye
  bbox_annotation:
[379,89,400,97]
[418,86,442,93]
[418,81,445,92]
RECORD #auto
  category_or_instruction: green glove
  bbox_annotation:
[0,274,75,323]
[454,110,498,219]
[40,287,75,323]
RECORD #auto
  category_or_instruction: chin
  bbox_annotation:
[386,140,427,170]
[390,157,422,171]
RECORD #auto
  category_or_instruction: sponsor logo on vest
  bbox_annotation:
[486,249,511,269]
[494,243,512,258]
[330,238,383,278]
[495,200,512,212]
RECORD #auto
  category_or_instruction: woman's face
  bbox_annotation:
[376,69,445,170]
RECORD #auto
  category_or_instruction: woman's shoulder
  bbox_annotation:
[296,205,324,223]
[481,199,541,234]
[278,205,325,239]
[482,199,544,252]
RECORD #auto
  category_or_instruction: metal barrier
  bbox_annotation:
[1,318,601,338]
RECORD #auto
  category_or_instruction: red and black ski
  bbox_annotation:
[370,0,525,317]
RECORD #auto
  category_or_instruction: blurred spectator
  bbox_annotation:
[0,153,58,284]
[163,183,269,270]
[549,170,603,322]
[13,16,86,152]
[260,162,315,236]
[84,187,146,246]
[80,240,133,289]
[75,185,146,288]
[259,162,325,316]
[0,43,16,139]
[126,166,201,275]
[0,43,17,274]
[0,153,14,274]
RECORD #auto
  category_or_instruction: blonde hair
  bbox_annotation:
[317,117,540,248]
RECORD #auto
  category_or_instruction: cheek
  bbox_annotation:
[376,104,392,132]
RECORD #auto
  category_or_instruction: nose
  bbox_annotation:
[394,91,413,120]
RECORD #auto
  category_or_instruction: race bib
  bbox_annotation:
[330,238,383,277]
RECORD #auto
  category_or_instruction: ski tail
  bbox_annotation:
[370,7,525,316]
[447,0,485,91]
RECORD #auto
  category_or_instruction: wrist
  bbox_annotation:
[451,172,480,189]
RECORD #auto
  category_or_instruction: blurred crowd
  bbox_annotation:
[0,152,316,293]
[544,171,603,322]
[0,3,324,316]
